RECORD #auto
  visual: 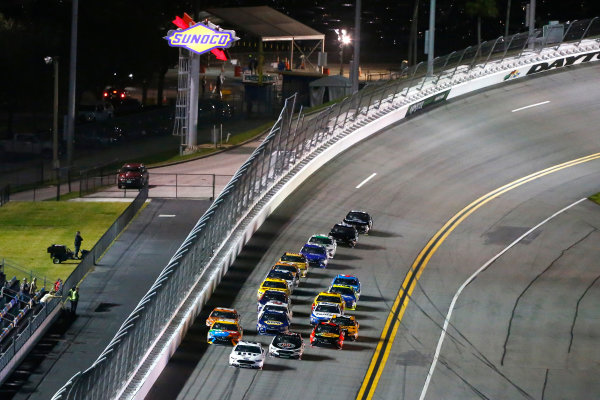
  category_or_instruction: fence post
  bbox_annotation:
[482,37,503,69]
[212,174,215,201]
[450,48,470,80]
[555,20,576,51]
[500,34,517,63]
[577,17,598,47]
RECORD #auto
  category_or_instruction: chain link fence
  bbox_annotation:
[50,19,600,400]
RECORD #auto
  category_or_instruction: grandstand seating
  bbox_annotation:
[0,277,49,350]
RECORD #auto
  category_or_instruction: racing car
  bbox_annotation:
[269,332,305,359]
[257,278,290,299]
[258,290,291,312]
[329,223,359,247]
[310,302,343,325]
[260,300,293,321]
[266,268,298,291]
[310,321,345,349]
[329,315,359,341]
[300,243,328,268]
[271,262,301,283]
[257,309,290,335]
[311,291,345,312]
[307,234,337,258]
[330,274,361,299]
[207,320,243,346]
[279,252,309,277]
[229,341,266,369]
[343,210,373,234]
[328,284,358,310]
[205,307,240,327]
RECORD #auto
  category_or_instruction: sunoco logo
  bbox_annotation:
[503,70,520,80]
[167,23,235,55]
[526,51,600,75]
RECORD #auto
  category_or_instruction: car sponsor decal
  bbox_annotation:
[279,342,294,349]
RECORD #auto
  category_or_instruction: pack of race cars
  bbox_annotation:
[204,210,373,369]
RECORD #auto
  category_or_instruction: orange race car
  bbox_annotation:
[205,307,240,327]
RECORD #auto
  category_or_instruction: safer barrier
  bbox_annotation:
[52,18,600,400]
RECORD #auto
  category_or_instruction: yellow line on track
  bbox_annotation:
[356,152,600,400]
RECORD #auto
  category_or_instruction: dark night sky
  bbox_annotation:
[0,0,599,116]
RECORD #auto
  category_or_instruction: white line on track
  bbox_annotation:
[356,173,377,189]
[511,100,550,113]
[419,197,586,400]
[158,214,176,218]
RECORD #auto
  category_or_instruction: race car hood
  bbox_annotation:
[209,330,237,337]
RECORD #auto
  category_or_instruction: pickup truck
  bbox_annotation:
[0,133,54,158]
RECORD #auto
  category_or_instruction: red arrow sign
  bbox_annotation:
[211,49,227,60]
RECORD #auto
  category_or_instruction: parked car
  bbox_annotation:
[117,163,149,189]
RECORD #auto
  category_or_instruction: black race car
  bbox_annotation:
[343,210,373,234]
[329,223,359,247]
[269,332,305,359]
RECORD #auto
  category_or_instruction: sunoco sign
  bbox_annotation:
[166,23,236,55]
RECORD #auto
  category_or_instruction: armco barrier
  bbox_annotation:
[51,19,600,400]
[0,188,148,385]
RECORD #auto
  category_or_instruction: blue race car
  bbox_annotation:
[300,243,328,268]
[310,302,343,325]
[328,284,358,310]
[257,310,290,335]
[331,274,361,299]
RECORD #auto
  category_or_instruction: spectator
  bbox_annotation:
[19,277,29,301]
[68,286,79,315]
[215,72,224,99]
[40,291,60,304]
[54,278,63,294]
[29,277,37,296]
[74,231,84,258]
[201,75,207,97]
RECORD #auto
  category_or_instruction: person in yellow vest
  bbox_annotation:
[68,286,80,315]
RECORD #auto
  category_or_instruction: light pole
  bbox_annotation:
[335,29,351,76]
[44,56,60,170]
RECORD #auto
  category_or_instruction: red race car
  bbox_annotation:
[310,321,345,349]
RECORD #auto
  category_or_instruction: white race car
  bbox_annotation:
[307,234,337,258]
[229,341,266,369]
[269,332,305,359]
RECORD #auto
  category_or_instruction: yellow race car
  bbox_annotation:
[311,291,345,312]
[257,278,290,299]
[329,315,359,341]
[279,252,309,277]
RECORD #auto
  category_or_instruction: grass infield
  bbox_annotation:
[0,201,129,287]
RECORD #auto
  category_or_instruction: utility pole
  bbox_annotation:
[427,0,436,76]
[52,58,59,169]
[352,0,361,93]
[66,0,78,166]
[505,0,512,38]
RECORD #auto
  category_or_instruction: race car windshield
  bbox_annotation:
[211,310,237,319]
[346,212,368,222]
[330,286,355,296]
[268,271,292,280]
[263,312,288,323]
[263,280,287,289]
[331,316,352,325]
[212,322,237,330]
[264,305,287,314]
[334,277,358,286]
[332,226,353,235]
[261,291,288,302]
[274,265,297,274]
[315,304,340,313]
[281,254,305,263]
[274,335,301,346]
[236,345,260,354]
[310,236,333,245]
[302,246,326,255]
[315,324,339,334]
[317,295,340,303]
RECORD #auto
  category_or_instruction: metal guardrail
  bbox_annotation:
[0,188,148,382]
[51,18,600,400]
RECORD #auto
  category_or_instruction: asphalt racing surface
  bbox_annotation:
[147,63,600,400]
